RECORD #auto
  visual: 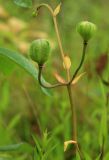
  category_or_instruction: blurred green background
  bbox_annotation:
[0,0,109,159]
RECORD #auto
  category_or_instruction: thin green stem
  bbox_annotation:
[36,4,65,60]
[38,65,68,89]
[37,3,77,144]
[38,66,78,142]
[66,41,88,144]
[36,3,54,16]
[36,4,86,157]
[53,16,65,61]
[53,16,72,84]
[69,41,88,84]
[36,3,70,81]
[67,84,77,141]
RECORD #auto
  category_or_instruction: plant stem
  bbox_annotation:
[36,4,85,155]
[52,11,78,144]
[53,16,72,83]
[37,3,77,141]
[67,85,85,160]
[53,16,65,60]
[36,4,70,80]
[37,3,54,15]
[66,41,88,142]
[67,84,77,141]
[36,4,65,60]
[69,41,88,84]
[38,65,68,89]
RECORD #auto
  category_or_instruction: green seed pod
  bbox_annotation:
[77,21,97,41]
[29,39,51,65]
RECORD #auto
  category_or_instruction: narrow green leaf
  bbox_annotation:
[0,55,16,75]
[0,143,33,153]
[7,114,21,129]
[99,78,106,105]
[0,81,10,112]
[83,152,91,160]
[104,152,109,160]
[76,152,81,160]
[33,147,40,160]
[14,0,32,8]
[100,108,107,142]
[0,47,38,79]
[43,144,57,159]
[0,47,52,96]
[0,143,23,152]
[99,79,108,146]
[32,135,42,154]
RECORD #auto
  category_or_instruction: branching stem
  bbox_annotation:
[36,3,70,81]
[38,65,68,89]
[36,3,88,157]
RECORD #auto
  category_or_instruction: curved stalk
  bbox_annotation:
[36,3,70,81]
[36,3,54,16]
[38,66,68,89]
[69,41,88,84]
[36,4,87,156]
[36,3,65,60]
[36,3,77,144]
